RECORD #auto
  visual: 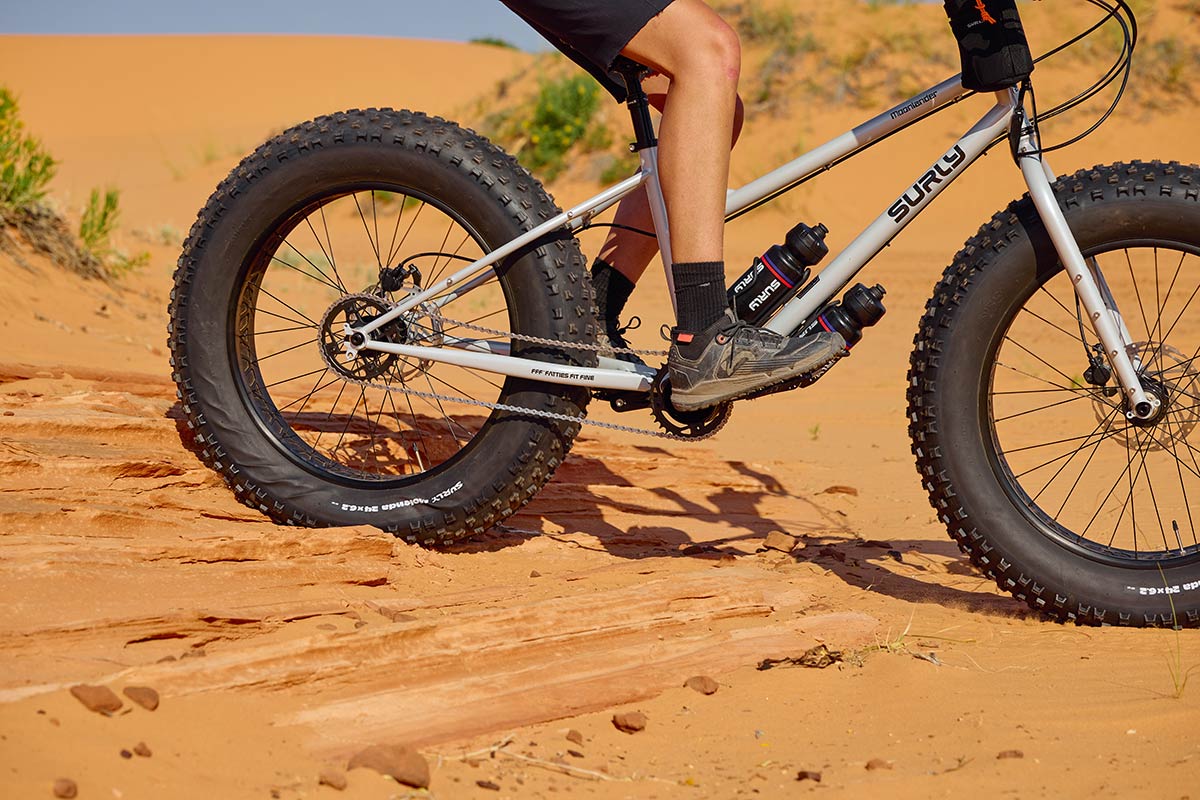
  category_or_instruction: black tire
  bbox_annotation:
[909,160,1200,627]
[168,108,595,544]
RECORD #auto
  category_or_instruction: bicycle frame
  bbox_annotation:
[348,73,1155,417]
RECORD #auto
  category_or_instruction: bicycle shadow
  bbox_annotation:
[449,440,1033,620]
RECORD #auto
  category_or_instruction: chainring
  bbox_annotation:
[649,366,733,439]
[319,294,404,381]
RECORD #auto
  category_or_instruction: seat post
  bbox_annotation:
[615,60,657,151]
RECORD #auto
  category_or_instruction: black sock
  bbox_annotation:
[672,261,728,334]
[591,258,635,329]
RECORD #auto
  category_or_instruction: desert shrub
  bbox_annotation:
[0,87,57,214]
[80,187,149,274]
[520,74,602,179]
[470,36,519,50]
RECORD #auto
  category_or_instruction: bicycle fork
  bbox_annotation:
[1012,101,1158,421]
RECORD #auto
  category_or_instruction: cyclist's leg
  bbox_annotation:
[617,0,845,408]
[595,75,745,285]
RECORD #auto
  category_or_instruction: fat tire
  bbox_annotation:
[168,108,595,545]
[908,160,1200,627]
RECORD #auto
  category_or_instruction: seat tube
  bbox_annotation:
[639,146,675,308]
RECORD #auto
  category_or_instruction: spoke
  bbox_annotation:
[386,201,425,270]
[1006,426,1129,456]
[1052,405,1122,518]
[1002,335,1089,395]
[1105,424,1149,553]
[264,366,326,390]
[428,229,473,287]
[1037,283,1079,323]
[384,193,409,269]
[277,371,338,414]
[1082,424,1140,541]
[1146,250,1188,354]
[353,192,382,269]
[1026,402,1120,495]
[318,205,341,284]
[1013,424,1125,481]
[1162,411,1199,549]
[993,387,1102,396]
[256,307,318,331]
[423,370,468,445]
[1157,277,1200,354]
[313,378,349,451]
[994,391,1093,424]
[256,323,318,336]
[1133,422,1173,552]
[258,286,320,328]
[305,209,347,293]
[386,376,431,475]
[331,387,366,457]
[275,240,343,293]
[1018,304,1086,344]
[253,336,318,363]
[1124,248,1154,345]
[447,361,505,393]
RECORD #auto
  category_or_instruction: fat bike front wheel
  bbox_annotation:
[168,109,595,544]
[909,160,1200,627]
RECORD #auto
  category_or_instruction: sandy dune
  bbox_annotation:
[2,13,1199,799]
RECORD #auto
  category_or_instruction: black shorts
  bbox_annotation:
[499,0,675,101]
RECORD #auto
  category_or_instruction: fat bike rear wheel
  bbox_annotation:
[909,160,1200,626]
[168,109,595,544]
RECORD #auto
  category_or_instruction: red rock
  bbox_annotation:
[997,749,1024,759]
[347,744,429,789]
[318,768,348,790]
[476,780,501,790]
[133,742,152,758]
[69,685,122,715]
[822,485,859,496]
[763,532,798,553]
[529,570,542,578]
[119,749,133,759]
[684,675,719,695]
[795,770,822,782]
[53,778,77,798]
[612,712,647,734]
[865,758,892,771]
[565,729,584,746]
[123,686,159,711]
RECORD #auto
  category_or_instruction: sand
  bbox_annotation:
[1,9,1199,799]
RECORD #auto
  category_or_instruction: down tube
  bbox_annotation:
[765,97,1015,336]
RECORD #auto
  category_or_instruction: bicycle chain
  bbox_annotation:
[320,293,720,441]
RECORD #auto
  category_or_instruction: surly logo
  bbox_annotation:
[748,279,782,311]
[887,146,966,224]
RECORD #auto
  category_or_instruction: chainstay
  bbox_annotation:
[323,294,710,441]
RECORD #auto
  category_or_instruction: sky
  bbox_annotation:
[0,0,551,51]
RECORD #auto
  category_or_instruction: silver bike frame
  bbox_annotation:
[349,74,1153,416]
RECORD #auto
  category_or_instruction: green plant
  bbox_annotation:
[1161,565,1199,699]
[470,36,519,50]
[0,87,57,213]
[520,74,602,179]
[79,187,149,275]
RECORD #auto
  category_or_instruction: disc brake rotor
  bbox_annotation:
[1092,341,1200,452]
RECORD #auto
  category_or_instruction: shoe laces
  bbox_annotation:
[605,315,640,348]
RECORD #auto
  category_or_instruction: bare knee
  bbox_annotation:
[675,19,741,88]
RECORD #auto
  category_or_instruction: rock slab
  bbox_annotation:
[123,686,160,711]
[684,675,719,695]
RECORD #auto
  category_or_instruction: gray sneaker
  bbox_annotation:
[668,310,846,411]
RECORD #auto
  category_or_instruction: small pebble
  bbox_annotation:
[69,685,122,715]
[318,768,348,790]
[123,686,160,711]
[997,749,1024,759]
[684,675,719,695]
[119,749,133,759]
[476,780,501,791]
[796,770,822,782]
[865,758,892,771]
[567,749,584,758]
[565,729,584,746]
[612,712,647,734]
[133,742,152,758]
[53,778,77,798]
[762,531,798,553]
[529,570,541,578]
